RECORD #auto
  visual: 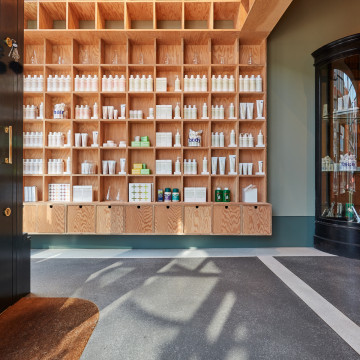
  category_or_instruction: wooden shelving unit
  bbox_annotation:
[22,0,290,236]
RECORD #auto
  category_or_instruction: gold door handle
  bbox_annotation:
[4,126,12,164]
[3,208,11,217]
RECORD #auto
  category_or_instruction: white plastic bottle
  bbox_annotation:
[202,102,208,119]
[244,75,250,92]
[129,75,134,91]
[175,102,180,119]
[175,129,181,147]
[134,75,140,92]
[230,129,236,147]
[93,102,98,119]
[229,103,235,119]
[256,75,263,92]
[223,75,229,92]
[202,156,208,174]
[229,75,235,92]
[216,75,222,92]
[219,105,224,119]
[175,157,181,174]
[91,75,98,92]
[192,159,197,174]
[195,75,201,92]
[219,132,224,147]
[189,75,195,92]
[249,75,256,92]
[47,75,53,92]
[184,75,189,92]
[201,75,207,92]
[146,75,153,92]
[120,75,126,92]
[80,75,85,92]
[140,75,146,92]
[211,75,216,91]
[86,75,92,91]
[175,75,181,91]
[239,75,244,92]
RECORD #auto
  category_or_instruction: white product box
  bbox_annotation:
[129,183,153,202]
[184,187,207,202]
[156,160,172,174]
[156,77,167,92]
[156,132,172,147]
[242,184,258,203]
[73,185,93,202]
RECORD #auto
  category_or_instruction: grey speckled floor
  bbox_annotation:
[276,256,360,327]
[31,257,359,360]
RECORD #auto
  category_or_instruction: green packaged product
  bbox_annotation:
[158,189,164,202]
[215,188,223,202]
[131,141,141,147]
[141,136,149,142]
[140,141,150,147]
[142,163,147,169]
[223,188,230,202]
[140,168,151,175]
[172,188,180,202]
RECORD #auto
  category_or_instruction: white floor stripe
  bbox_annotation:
[259,256,360,355]
[31,247,332,259]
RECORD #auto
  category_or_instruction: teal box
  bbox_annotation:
[141,136,149,142]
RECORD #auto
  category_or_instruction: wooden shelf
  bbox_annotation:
[23,0,275,235]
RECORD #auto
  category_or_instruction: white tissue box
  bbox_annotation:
[242,185,257,203]
[73,185,93,202]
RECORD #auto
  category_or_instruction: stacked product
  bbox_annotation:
[156,160,172,174]
[74,133,91,147]
[103,104,125,119]
[24,186,38,202]
[53,103,68,119]
[74,74,99,92]
[73,186,93,202]
[48,131,70,147]
[183,159,197,174]
[81,160,96,174]
[47,75,71,92]
[129,183,153,202]
[211,105,225,119]
[47,159,64,174]
[75,104,92,119]
[239,102,254,119]
[157,188,180,202]
[211,155,236,175]
[23,132,43,147]
[187,129,202,147]
[24,75,44,92]
[156,105,173,119]
[214,187,231,202]
[183,75,207,92]
[131,163,150,175]
[102,139,126,148]
[155,78,167,92]
[239,133,254,148]
[184,105,197,119]
[239,75,262,92]
[101,75,125,92]
[24,103,44,119]
[48,183,70,202]
[239,162,253,175]
[211,75,235,92]
[184,187,206,202]
[129,74,153,92]
[156,132,173,147]
[131,136,150,147]
[23,159,43,175]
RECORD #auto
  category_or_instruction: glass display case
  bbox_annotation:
[313,34,360,258]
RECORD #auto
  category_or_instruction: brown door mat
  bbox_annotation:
[0,297,99,360]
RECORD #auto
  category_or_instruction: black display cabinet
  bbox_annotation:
[312,34,360,259]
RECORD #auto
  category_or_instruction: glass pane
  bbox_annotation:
[320,54,359,222]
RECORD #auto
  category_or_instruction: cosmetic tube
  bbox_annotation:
[119,158,126,174]
[238,163,243,175]
[102,160,108,175]
[108,106,114,120]
[120,104,126,118]
[240,103,247,119]
[257,161,264,174]
[256,100,264,119]
[108,160,116,175]
[75,133,81,147]
[114,109,118,119]
[102,106,108,120]
[92,131,98,146]
[247,103,254,119]
[219,157,226,175]
[229,155,236,175]
[247,163,253,175]
[242,163,248,175]
[81,133,88,147]
[211,157,218,175]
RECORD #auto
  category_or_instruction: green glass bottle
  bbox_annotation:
[223,187,230,202]
[215,188,223,202]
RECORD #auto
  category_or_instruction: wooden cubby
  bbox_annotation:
[23,0,272,236]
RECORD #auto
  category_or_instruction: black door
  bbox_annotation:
[0,0,28,313]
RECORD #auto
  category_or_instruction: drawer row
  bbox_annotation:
[23,203,272,235]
